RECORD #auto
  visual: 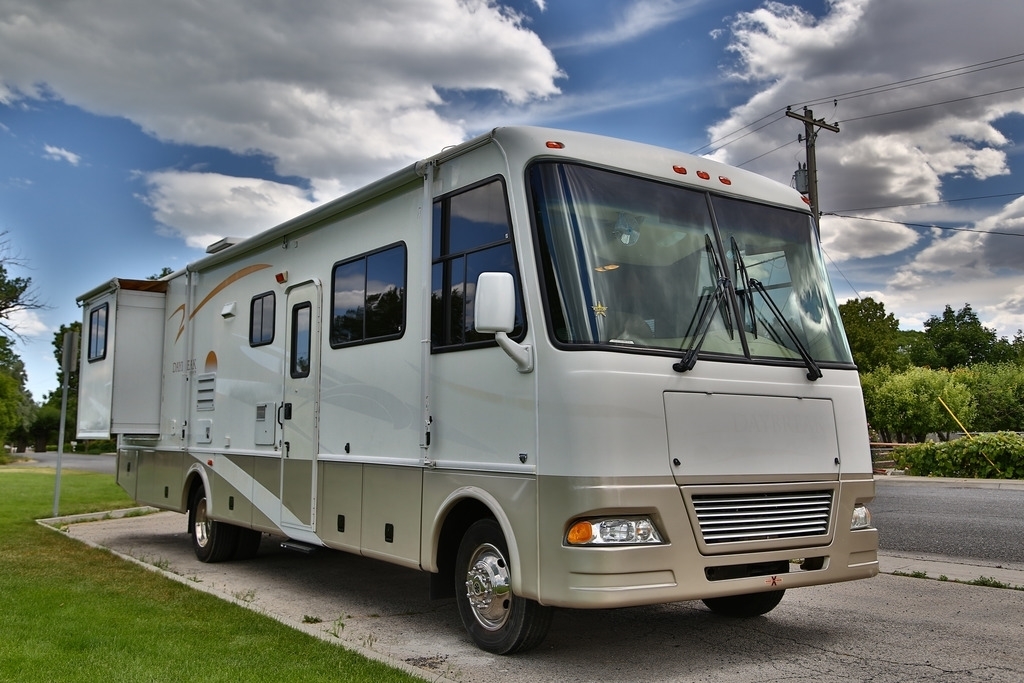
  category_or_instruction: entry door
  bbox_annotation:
[281,280,321,530]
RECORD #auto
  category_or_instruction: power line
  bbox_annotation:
[694,51,1024,157]
[734,137,800,167]
[825,212,1024,238]
[838,84,1024,124]
[833,192,1024,214]
[793,52,1024,111]
[821,246,862,299]
[690,113,788,155]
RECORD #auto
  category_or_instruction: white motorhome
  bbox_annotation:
[78,126,877,654]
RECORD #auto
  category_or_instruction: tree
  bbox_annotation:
[0,323,35,448]
[957,363,1024,432]
[917,303,997,369]
[40,322,81,448]
[989,329,1024,364]
[861,366,975,442]
[0,232,46,340]
[29,405,62,453]
[0,232,46,449]
[44,322,81,407]
[0,372,23,445]
[838,297,909,371]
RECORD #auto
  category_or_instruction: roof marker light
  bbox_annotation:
[546,140,565,149]
[673,165,688,175]
[719,176,732,185]
[697,170,711,180]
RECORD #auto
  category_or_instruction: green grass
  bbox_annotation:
[0,468,423,683]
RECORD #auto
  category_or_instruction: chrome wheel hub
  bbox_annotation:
[193,496,211,549]
[464,543,511,631]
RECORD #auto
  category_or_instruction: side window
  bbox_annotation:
[249,292,275,346]
[431,178,523,349]
[290,302,312,378]
[330,243,407,348]
[87,303,108,362]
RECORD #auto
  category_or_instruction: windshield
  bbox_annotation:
[529,162,853,366]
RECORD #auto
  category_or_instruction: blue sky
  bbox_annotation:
[3,0,1024,400]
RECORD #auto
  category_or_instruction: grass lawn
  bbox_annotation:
[0,468,423,683]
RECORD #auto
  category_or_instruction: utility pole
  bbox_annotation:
[786,107,839,224]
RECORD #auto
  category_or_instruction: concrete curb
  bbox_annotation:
[874,474,1024,490]
[879,551,1024,589]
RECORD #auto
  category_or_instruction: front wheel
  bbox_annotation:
[702,589,785,617]
[188,486,238,563]
[455,519,552,654]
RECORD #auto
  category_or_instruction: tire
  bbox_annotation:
[233,528,263,560]
[702,589,786,617]
[455,519,553,654]
[188,486,238,563]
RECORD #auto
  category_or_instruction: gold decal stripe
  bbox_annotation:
[170,264,273,343]
[190,264,273,321]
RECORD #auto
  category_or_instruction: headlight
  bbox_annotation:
[565,516,664,546]
[851,504,872,530]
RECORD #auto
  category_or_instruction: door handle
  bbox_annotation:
[283,402,293,420]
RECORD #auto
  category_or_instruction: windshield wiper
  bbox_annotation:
[730,236,756,337]
[747,278,823,381]
[673,277,730,373]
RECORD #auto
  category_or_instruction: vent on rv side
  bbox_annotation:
[196,373,216,411]
[206,237,242,254]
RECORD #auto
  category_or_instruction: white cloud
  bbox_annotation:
[142,171,322,250]
[43,144,80,166]
[819,213,919,261]
[0,0,564,241]
[6,307,50,338]
[0,0,566,247]
[889,197,1024,294]
[550,0,706,51]
[702,0,1024,336]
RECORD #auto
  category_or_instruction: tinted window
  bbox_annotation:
[88,303,108,362]
[249,292,275,346]
[330,243,407,348]
[290,302,312,378]
[431,178,524,349]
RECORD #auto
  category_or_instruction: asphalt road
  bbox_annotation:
[15,450,115,474]
[874,478,1024,564]
[53,505,1024,683]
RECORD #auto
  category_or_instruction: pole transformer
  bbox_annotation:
[786,107,839,225]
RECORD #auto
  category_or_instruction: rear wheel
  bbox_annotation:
[188,486,238,563]
[702,589,785,617]
[455,519,552,654]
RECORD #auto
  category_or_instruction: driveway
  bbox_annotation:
[50,508,1024,683]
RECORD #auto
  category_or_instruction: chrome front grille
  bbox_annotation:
[691,490,832,544]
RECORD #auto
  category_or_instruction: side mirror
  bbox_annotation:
[475,272,516,334]
[474,272,532,373]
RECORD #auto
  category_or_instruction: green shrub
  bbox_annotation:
[861,366,975,442]
[893,431,1024,479]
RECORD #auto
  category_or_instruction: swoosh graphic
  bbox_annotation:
[171,264,273,343]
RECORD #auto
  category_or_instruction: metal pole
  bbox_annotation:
[803,110,820,223]
[53,329,78,517]
[786,107,839,228]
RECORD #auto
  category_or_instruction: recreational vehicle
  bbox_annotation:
[77,126,878,654]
